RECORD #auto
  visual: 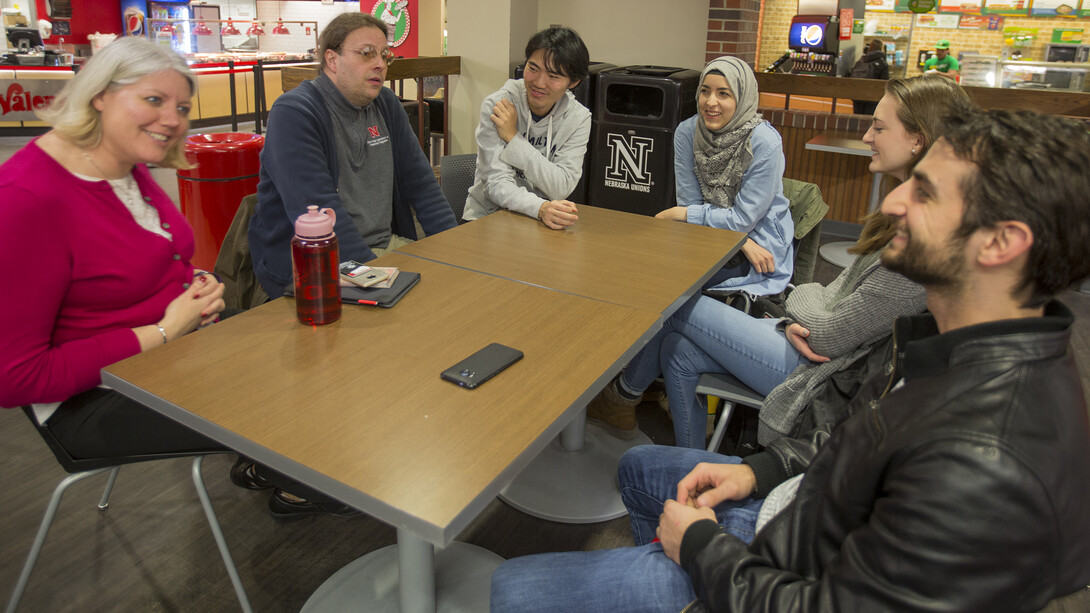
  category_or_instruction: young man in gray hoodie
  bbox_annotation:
[462,27,591,229]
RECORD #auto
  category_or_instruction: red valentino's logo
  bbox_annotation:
[0,83,55,116]
[368,125,380,138]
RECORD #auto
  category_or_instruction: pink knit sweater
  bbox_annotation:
[0,139,196,406]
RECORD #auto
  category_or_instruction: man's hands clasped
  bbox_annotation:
[656,462,757,564]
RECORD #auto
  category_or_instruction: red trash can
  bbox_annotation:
[176,132,265,270]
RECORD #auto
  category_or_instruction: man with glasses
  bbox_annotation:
[250,13,457,301]
[462,27,590,229]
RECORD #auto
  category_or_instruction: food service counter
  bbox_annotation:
[0,58,306,133]
[0,65,75,129]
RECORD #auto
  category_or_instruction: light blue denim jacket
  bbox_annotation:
[674,116,794,296]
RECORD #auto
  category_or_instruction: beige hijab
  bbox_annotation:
[693,56,762,207]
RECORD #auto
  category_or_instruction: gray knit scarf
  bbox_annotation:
[693,56,762,208]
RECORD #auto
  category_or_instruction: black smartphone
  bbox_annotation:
[441,343,524,389]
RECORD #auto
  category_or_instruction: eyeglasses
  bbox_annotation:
[341,45,396,67]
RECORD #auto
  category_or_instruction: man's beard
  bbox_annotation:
[880,231,966,289]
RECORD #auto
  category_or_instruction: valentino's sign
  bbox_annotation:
[1,80,64,121]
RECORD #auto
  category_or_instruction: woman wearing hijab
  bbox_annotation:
[655,56,794,298]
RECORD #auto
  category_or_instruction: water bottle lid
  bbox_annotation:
[294,205,336,238]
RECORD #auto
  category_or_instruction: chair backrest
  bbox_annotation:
[782,178,830,286]
[20,406,202,473]
[440,153,477,222]
[213,193,266,310]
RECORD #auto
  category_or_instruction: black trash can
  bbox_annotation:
[586,65,700,216]
[570,61,616,204]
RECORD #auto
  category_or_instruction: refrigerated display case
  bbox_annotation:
[121,1,234,55]
[997,60,1090,92]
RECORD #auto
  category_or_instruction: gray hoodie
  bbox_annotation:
[463,78,592,221]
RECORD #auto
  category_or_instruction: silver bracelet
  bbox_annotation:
[156,324,168,344]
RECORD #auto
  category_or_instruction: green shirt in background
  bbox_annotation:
[924,55,960,73]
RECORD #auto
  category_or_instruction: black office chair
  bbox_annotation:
[8,407,252,613]
[439,153,477,222]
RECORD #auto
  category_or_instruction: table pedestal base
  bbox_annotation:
[499,420,652,523]
[301,537,502,613]
[818,241,857,269]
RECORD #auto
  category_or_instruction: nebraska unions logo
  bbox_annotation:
[372,0,411,48]
[368,125,381,138]
[603,133,654,193]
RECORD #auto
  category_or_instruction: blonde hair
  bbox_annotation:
[37,36,197,169]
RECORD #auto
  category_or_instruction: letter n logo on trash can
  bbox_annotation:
[604,133,654,187]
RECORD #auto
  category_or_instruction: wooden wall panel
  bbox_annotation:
[771,121,872,226]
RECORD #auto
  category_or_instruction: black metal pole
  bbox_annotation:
[228,60,238,132]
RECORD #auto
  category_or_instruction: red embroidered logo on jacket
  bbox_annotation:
[368,125,381,138]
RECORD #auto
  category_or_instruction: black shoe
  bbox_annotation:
[230,457,274,490]
[267,489,361,521]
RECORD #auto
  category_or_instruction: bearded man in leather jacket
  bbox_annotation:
[489,109,1090,612]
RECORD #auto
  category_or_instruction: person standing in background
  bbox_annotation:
[851,39,890,115]
[924,39,960,80]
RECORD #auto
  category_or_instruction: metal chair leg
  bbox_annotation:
[6,467,116,613]
[191,456,253,613]
[707,401,735,453]
[97,467,121,511]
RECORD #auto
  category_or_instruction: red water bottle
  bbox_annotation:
[291,206,341,325]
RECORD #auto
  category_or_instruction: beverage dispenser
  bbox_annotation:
[786,15,840,76]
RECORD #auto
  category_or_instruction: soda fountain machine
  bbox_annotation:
[785,14,842,76]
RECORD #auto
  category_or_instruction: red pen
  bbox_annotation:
[357,299,379,306]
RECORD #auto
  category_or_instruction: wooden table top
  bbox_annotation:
[102,253,659,545]
[398,205,745,315]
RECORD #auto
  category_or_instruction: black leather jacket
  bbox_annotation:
[681,302,1090,611]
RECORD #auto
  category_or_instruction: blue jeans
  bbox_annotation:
[620,293,805,448]
[490,446,761,612]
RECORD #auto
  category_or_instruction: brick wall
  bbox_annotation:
[757,0,796,70]
[706,0,765,66]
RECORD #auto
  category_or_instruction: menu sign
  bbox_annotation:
[939,0,983,12]
[1051,27,1084,42]
[1030,0,1078,15]
[983,0,1029,15]
[960,14,1005,28]
[917,13,962,27]
[840,8,854,39]
[866,0,898,11]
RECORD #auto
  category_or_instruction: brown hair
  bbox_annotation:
[850,75,973,255]
[318,13,388,70]
[945,109,1090,307]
